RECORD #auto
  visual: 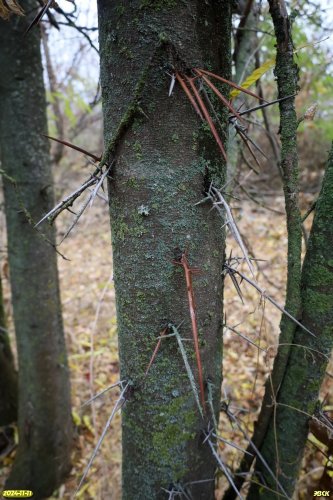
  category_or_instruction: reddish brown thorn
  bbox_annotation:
[42,134,102,162]
[195,71,245,123]
[144,327,168,377]
[175,252,206,413]
[175,73,204,120]
[185,76,227,162]
[196,68,267,103]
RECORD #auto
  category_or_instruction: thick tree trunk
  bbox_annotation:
[248,144,333,498]
[0,271,18,426]
[0,2,72,496]
[97,1,231,498]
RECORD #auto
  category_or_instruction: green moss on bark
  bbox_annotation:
[98,0,231,498]
[248,145,333,498]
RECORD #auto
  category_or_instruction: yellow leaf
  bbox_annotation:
[72,409,81,427]
[83,415,95,435]
[230,37,328,100]
[230,58,275,99]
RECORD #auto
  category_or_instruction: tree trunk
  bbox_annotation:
[97,1,231,498]
[0,271,18,426]
[248,143,333,498]
[0,2,73,496]
[224,1,302,497]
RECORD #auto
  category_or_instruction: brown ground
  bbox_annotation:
[0,164,331,499]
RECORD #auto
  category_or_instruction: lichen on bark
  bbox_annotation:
[97,1,231,497]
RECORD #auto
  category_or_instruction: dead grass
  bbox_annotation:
[0,168,331,499]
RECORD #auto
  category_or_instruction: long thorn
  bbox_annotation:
[206,437,244,500]
[81,380,125,408]
[170,324,204,418]
[196,68,267,102]
[42,134,101,162]
[224,265,315,337]
[175,252,206,413]
[144,327,168,377]
[74,382,129,496]
[25,0,54,35]
[176,73,204,120]
[196,71,245,123]
[186,76,227,162]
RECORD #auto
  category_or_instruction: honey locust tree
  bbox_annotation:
[97,1,231,498]
[0,1,72,495]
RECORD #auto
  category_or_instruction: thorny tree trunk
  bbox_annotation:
[224,1,302,498]
[97,1,231,498]
[0,1,72,496]
[0,271,17,426]
[248,144,333,498]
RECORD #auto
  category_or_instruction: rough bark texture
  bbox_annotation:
[0,271,18,426]
[0,2,72,496]
[97,1,231,498]
[250,0,302,476]
[224,2,302,498]
[248,144,333,498]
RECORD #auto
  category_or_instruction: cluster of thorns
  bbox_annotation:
[34,68,309,498]
[174,68,286,172]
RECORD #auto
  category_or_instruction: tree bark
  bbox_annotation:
[248,143,333,498]
[97,1,231,498]
[0,2,72,496]
[0,271,18,426]
[224,1,302,497]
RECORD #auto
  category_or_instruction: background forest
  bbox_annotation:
[0,0,333,499]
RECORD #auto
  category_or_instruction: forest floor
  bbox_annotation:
[0,165,332,499]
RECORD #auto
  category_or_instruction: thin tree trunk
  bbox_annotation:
[97,1,231,498]
[0,2,72,496]
[248,143,333,498]
[0,271,18,426]
[41,25,65,165]
[224,1,302,497]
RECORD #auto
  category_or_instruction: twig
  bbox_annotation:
[88,272,113,427]
[213,433,254,457]
[229,94,297,117]
[301,200,316,222]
